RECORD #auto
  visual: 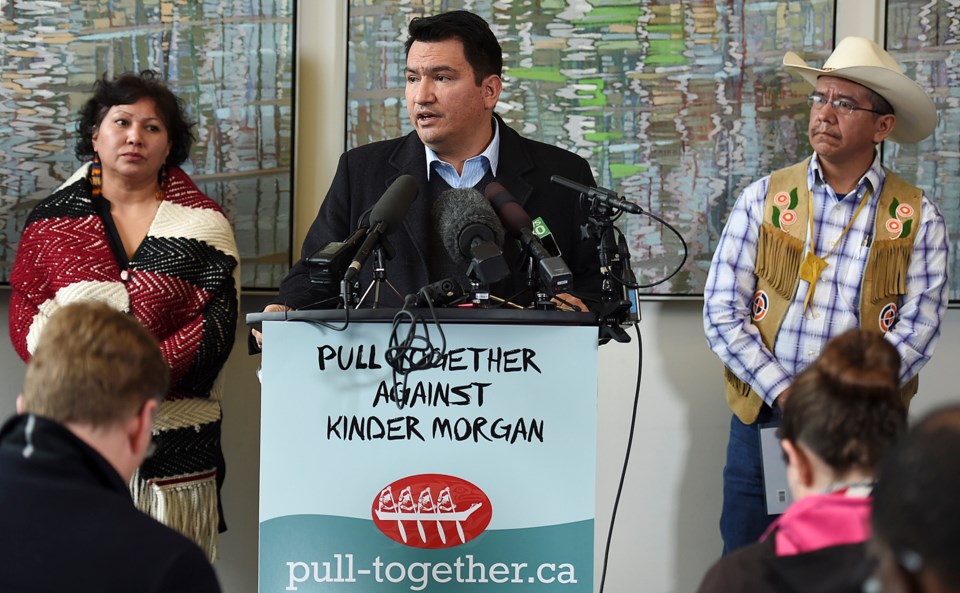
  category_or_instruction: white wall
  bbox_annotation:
[2,1,958,592]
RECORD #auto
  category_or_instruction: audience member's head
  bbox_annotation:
[867,405,960,593]
[18,302,168,480]
[777,329,906,499]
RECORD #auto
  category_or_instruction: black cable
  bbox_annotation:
[388,306,446,376]
[606,213,688,290]
[598,322,642,593]
[383,291,448,409]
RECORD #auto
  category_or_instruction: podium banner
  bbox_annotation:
[259,319,598,592]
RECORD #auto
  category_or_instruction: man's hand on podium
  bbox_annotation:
[553,293,589,313]
[253,304,293,350]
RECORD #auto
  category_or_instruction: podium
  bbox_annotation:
[249,309,599,592]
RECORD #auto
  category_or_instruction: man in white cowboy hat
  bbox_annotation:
[703,36,950,554]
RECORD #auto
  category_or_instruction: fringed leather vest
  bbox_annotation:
[724,158,921,423]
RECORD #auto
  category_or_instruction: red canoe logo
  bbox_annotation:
[372,473,492,549]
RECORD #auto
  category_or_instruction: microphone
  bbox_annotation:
[308,225,368,286]
[550,174,643,215]
[416,277,466,307]
[531,215,562,257]
[483,182,573,293]
[343,175,419,283]
[432,188,509,285]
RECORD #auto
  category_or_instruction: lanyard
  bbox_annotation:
[798,186,872,315]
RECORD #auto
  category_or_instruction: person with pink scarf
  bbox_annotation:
[697,328,907,593]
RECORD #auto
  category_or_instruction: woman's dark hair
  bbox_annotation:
[777,329,907,474]
[872,406,960,589]
[404,10,503,85]
[75,70,195,167]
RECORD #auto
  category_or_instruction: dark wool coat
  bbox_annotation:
[276,114,603,309]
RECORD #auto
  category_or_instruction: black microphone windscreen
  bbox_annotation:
[432,188,506,262]
[371,175,419,232]
[483,182,532,238]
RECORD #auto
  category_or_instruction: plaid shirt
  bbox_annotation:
[704,153,949,406]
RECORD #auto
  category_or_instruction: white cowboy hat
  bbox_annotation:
[783,36,936,144]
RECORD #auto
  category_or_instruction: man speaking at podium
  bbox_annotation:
[258,10,602,337]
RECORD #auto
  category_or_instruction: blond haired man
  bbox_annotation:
[0,302,221,592]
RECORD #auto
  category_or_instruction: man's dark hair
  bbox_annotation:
[871,405,960,590]
[404,10,503,85]
[865,86,895,116]
[75,69,195,167]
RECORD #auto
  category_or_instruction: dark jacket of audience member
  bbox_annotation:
[0,416,221,592]
[0,302,221,593]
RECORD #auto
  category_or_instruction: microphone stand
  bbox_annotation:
[463,264,525,309]
[467,277,490,307]
[584,202,634,344]
[357,246,403,309]
[463,254,495,308]
[526,257,556,311]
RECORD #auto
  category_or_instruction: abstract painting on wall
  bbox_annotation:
[346,0,835,296]
[885,1,960,302]
[0,0,294,289]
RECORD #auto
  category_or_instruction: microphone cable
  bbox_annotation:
[604,210,689,290]
[598,321,642,593]
[575,189,688,290]
[383,288,449,410]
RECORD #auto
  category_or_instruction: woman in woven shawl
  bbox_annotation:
[9,70,239,561]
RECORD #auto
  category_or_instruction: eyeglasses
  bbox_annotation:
[807,94,886,116]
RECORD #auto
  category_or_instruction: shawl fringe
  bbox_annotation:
[131,469,219,562]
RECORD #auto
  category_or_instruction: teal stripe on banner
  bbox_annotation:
[261,515,593,592]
